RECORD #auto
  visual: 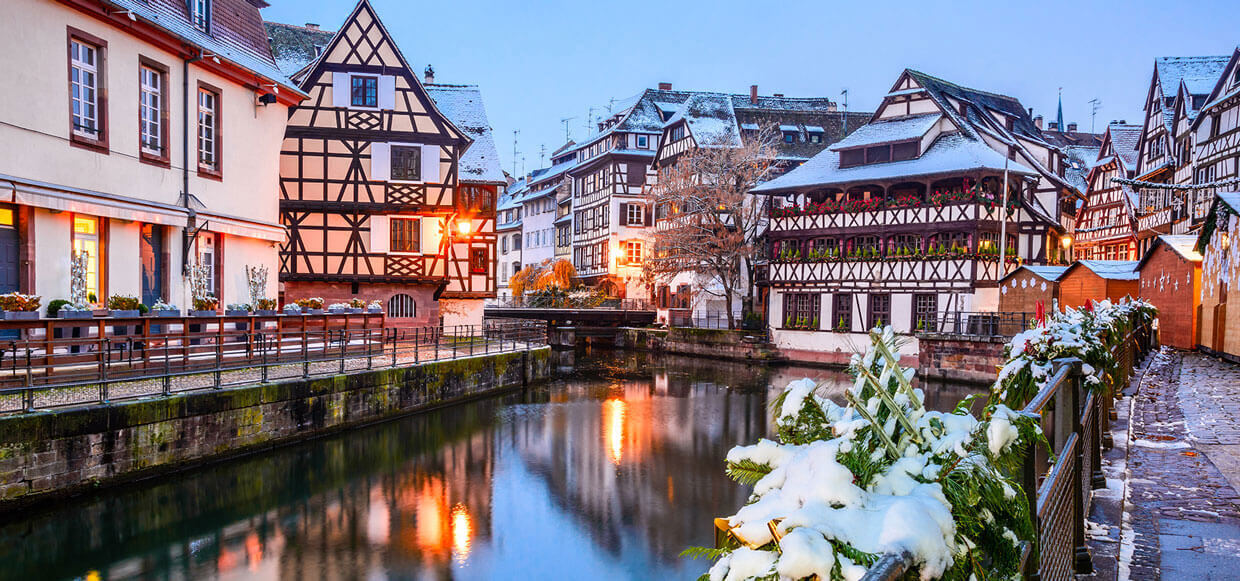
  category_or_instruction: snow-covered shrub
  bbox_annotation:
[994,298,1156,407]
[696,327,1043,581]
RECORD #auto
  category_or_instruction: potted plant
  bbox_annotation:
[191,295,219,317]
[225,303,252,317]
[106,294,141,318]
[148,300,180,317]
[296,297,324,315]
[58,303,94,320]
[0,292,41,320]
[283,303,303,315]
[255,298,278,316]
[348,298,366,314]
[366,299,383,314]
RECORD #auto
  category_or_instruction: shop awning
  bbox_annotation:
[199,212,286,242]
[0,176,189,227]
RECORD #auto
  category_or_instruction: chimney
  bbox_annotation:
[1067,122,1078,132]
[1048,121,1059,131]
[424,64,435,84]
[658,82,672,91]
[1034,115,1043,130]
[773,93,784,98]
[305,23,319,30]
[750,85,758,105]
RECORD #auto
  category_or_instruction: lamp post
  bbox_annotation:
[998,149,1011,275]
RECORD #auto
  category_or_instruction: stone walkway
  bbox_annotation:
[1091,349,1240,580]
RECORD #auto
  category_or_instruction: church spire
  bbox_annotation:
[1056,88,1065,132]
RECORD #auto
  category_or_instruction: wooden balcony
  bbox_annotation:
[768,256,1010,287]
[769,202,1010,234]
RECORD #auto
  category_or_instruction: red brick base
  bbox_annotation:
[282,281,439,327]
[917,334,1006,384]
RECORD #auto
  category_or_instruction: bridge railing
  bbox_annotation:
[862,316,1152,580]
[921,311,1033,338]
[0,318,548,415]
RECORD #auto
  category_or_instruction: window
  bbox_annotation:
[784,133,796,144]
[139,62,167,161]
[832,294,852,332]
[783,293,820,329]
[513,233,521,249]
[637,135,649,148]
[623,241,642,265]
[840,148,864,167]
[199,234,218,297]
[869,293,891,329]
[460,186,492,211]
[196,85,221,176]
[69,32,107,149]
[390,217,420,253]
[72,216,102,301]
[671,126,685,141]
[501,236,508,254]
[391,145,422,181]
[351,75,378,108]
[914,294,938,331]
[809,134,821,144]
[189,0,211,32]
[470,249,487,274]
[626,203,644,226]
[140,224,165,305]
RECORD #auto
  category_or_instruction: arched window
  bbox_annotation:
[387,294,416,318]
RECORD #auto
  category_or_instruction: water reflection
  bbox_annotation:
[0,350,985,580]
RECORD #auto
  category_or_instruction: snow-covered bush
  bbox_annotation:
[696,328,1043,581]
[994,298,1156,407]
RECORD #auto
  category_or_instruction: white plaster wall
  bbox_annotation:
[772,328,922,357]
[215,235,279,307]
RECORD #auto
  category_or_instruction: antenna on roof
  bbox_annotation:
[1088,98,1102,134]
[512,130,520,176]
[841,88,849,134]
[560,117,576,141]
[539,144,546,166]
[586,106,596,132]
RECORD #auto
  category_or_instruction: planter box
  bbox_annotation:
[3,311,40,320]
[190,310,218,317]
[303,309,324,315]
[59,311,94,320]
[149,310,180,318]
[109,310,140,318]
[348,308,364,314]
[255,310,278,316]
[327,308,348,315]
[366,308,383,314]
[224,310,252,317]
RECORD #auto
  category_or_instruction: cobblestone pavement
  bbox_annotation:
[1104,349,1240,580]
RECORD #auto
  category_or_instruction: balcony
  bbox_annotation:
[770,201,1013,233]
[767,255,1013,286]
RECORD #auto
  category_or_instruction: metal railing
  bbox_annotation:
[487,297,654,311]
[667,309,750,330]
[923,311,1033,338]
[863,316,1152,580]
[0,315,547,415]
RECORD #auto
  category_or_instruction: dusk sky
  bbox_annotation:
[263,0,1239,178]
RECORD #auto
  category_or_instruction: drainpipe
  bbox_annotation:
[182,53,203,275]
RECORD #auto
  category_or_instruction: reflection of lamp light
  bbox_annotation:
[1223,231,1231,252]
[457,220,472,236]
[451,503,473,564]
[603,398,626,465]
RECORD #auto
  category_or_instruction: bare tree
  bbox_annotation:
[643,126,778,329]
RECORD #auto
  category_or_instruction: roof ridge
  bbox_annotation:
[905,69,1020,103]
[264,21,337,34]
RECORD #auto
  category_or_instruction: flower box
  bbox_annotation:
[60,310,94,320]
[224,310,252,317]
[255,309,278,316]
[347,308,364,314]
[149,310,180,318]
[366,307,383,314]
[190,310,218,317]
[109,310,140,318]
[3,311,40,321]
[303,309,324,315]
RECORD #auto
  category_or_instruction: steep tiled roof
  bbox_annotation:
[425,84,505,184]
[1073,260,1139,280]
[905,69,1044,144]
[264,21,335,75]
[1107,124,1142,171]
[104,0,301,96]
[1156,56,1231,100]
[828,114,941,150]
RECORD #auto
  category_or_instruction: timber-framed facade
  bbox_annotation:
[1074,123,1142,260]
[274,0,496,325]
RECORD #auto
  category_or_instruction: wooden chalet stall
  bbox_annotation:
[273,0,497,327]
[998,265,1067,314]
[1058,260,1139,310]
[1136,235,1201,349]
[1198,192,1240,360]
[749,69,1075,362]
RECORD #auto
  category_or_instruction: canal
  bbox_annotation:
[0,349,986,581]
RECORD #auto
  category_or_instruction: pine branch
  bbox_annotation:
[726,459,773,486]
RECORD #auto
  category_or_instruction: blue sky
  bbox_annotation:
[263,0,1239,178]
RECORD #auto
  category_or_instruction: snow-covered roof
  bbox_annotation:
[1217,191,1240,212]
[102,4,304,98]
[671,94,742,147]
[779,124,800,132]
[1155,56,1231,100]
[527,157,577,188]
[740,122,760,131]
[1072,260,1139,280]
[752,133,1037,194]
[828,114,941,151]
[886,88,926,98]
[1062,145,1100,195]
[265,22,336,76]
[1157,235,1203,262]
[1002,265,1068,282]
[426,85,506,184]
[805,126,825,133]
[1107,124,1142,171]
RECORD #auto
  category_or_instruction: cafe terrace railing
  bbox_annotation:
[862,315,1154,581]
[487,297,655,311]
[924,311,1034,338]
[0,313,547,414]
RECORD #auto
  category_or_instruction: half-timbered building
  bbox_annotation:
[1198,192,1240,360]
[1073,123,1142,260]
[0,0,303,308]
[646,86,868,321]
[272,0,498,326]
[1188,47,1240,230]
[1132,56,1230,249]
[749,70,1078,362]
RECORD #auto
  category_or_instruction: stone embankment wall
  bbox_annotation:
[0,348,551,510]
[916,334,1006,384]
[615,328,781,362]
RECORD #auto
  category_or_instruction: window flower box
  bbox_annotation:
[3,311,40,321]
[255,309,278,316]
[225,309,251,317]
[302,309,325,315]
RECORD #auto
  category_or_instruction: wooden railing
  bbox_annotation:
[863,317,1153,580]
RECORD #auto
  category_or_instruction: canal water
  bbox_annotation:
[0,349,986,581]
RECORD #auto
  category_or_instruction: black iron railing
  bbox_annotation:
[923,311,1033,338]
[0,315,547,414]
[487,297,654,311]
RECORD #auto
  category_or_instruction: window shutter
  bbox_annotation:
[371,143,391,181]
[645,203,653,226]
[332,73,350,108]
[378,75,396,109]
[369,215,389,253]
[421,217,441,254]
[421,145,440,183]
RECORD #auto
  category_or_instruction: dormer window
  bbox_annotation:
[189,0,210,32]
[838,140,919,168]
[1232,67,1240,88]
